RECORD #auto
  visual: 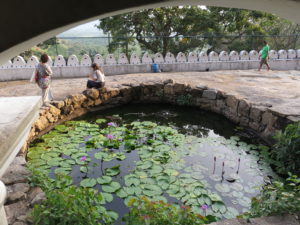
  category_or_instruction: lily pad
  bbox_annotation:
[212,202,227,213]
[116,189,128,198]
[102,192,113,203]
[215,183,230,193]
[106,210,118,221]
[96,118,107,124]
[105,165,120,176]
[102,181,121,193]
[97,176,112,184]
[80,178,97,188]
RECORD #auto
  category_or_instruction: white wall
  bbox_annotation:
[0,50,299,81]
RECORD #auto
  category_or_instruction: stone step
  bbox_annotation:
[210,214,300,225]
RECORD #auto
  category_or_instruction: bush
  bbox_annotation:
[29,172,113,225]
[32,186,112,225]
[272,122,300,176]
[123,197,217,225]
[243,174,300,218]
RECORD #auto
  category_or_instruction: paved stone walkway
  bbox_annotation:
[1,70,300,118]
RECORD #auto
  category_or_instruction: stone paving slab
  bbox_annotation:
[0,70,300,118]
[209,214,300,225]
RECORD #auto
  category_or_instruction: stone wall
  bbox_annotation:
[0,49,300,81]
[26,80,293,145]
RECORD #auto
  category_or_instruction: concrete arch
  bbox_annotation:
[1,0,300,64]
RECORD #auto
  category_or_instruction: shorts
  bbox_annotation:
[260,58,268,65]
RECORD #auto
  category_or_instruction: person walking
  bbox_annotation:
[87,63,105,88]
[258,40,270,71]
[33,54,54,104]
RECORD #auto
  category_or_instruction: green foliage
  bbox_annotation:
[30,174,113,225]
[123,197,217,225]
[242,174,300,218]
[177,94,192,105]
[99,6,300,55]
[272,122,300,176]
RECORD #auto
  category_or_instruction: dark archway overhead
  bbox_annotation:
[1,0,300,64]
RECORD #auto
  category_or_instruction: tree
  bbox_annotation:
[98,6,219,56]
[98,6,295,55]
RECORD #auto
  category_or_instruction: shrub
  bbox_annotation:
[123,197,217,225]
[242,174,300,218]
[29,172,113,225]
[272,122,300,176]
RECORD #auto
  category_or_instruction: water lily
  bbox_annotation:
[80,156,87,161]
[117,138,123,142]
[107,134,114,140]
[107,122,116,127]
[201,204,209,210]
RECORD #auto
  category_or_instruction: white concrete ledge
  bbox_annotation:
[0,96,42,176]
[0,59,299,81]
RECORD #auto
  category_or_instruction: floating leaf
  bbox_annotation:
[237,196,251,207]
[102,181,121,193]
[106,210,118,221]
[125,177,140,186]
[116,189,128,198]
[80,166,88,173]
[105,165,120,176]
[97,176,112,184]
[215,183,230,193]
[212,202,227,213]
[80,178,97,188]
[96,118,107,124]
[102,192,113,203]
[209,193,222,202]
[223,207,239,219]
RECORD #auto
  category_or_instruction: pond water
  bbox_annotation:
[27,104,278,224]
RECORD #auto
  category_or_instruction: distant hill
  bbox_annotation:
[57,20,105,37]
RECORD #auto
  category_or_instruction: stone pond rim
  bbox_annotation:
[24,79,294,150]
[1,0,300,65]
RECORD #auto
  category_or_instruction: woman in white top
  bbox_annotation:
[87,63,105,88]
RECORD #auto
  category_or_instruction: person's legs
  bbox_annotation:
[258,59,264,71]
[87,80,93,88]
[41,87,50,104]
[48,87,54,101]
[87,80,101,88]
[265,60,271,71]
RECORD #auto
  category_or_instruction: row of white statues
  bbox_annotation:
[1,49,300,69]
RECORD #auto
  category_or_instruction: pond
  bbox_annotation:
[27,104,278,224]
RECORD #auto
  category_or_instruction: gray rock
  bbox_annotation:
[27,187,43,203]
[13,157,26,166]
[7,191,26,203]
[5,201,28,224]
[238,99,251,117]
[12,222,28,225]
[11,183,30,193]
[202,89,218,100]
[196,85,208,90]
[30,192,46,206]
[250,214,300,225]
[2,165,30,185]
[163,79,174,84]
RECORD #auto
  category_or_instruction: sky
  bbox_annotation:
[57,5,208,38]
[57,20,104,37]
